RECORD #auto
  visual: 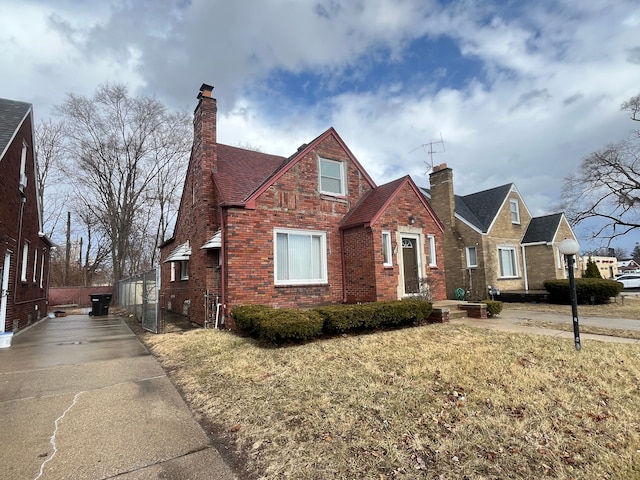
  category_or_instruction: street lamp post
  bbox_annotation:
[559,238,581,351]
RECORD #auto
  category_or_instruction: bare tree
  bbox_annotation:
[54,83,191,281]
[35,118,68,239]
[562,93,640,243]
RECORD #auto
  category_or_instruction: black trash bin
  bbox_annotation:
[89,294,113,316]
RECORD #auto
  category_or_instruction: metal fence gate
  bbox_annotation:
[115,267,161,333]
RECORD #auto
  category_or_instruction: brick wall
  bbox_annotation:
[0,109,50,332]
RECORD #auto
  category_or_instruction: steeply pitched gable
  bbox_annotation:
[342,175,444,231]
[522,213,564,244]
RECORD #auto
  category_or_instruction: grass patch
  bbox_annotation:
[143,323,640,479]
[502,294,639,319]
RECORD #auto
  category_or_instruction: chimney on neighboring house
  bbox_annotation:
[194,83,217,173]
[429,163,455,231]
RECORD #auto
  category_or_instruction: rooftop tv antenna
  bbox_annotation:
[409,133,445,174]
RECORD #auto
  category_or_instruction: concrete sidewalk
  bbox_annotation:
[451,308,640,345]
[0,314,238,480]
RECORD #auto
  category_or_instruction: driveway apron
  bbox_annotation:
[0,314,237,480]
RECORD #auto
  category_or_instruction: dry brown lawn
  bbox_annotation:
[141,303,640,480]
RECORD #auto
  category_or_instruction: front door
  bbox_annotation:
[0,252,11,333]
[402,237,420,294]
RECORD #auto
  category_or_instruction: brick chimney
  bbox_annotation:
[194,83,217,173]
[429,163,455,229]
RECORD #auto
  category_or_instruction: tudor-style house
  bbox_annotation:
[0,97,52,333]
[159,84,446,326]
[423,163,580,300]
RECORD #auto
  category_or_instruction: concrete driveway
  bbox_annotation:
[0,314,238,480]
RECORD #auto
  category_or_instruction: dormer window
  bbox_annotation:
[510,199,520,224]
[318,157,346,196]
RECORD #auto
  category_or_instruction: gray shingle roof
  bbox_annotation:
[0,97,32,159]
[522,213,563,244]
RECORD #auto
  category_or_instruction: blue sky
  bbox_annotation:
[1,0,639,254]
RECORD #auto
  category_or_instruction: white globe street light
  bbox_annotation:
[559,238,581,351]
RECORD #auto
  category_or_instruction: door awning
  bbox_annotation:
[163,241,191,262]
[201,230,222,249]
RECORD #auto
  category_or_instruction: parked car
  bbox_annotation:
[615,274,640,289]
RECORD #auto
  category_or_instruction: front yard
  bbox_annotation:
[139,301,640,479]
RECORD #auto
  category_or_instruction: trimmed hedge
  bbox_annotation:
[543,278,623,305]
[232,300,433,343]
[316,299,432,334]
[483,300,503,317]
[231,305,323,343]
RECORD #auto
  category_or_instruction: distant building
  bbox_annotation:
[579,256,618,279]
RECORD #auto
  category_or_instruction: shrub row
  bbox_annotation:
[543,278,623,305]
[232,299,433,344]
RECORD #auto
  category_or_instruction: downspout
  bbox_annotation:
[521,244,529,291]
[340,229,347,303]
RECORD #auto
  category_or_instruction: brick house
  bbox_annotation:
[423,163,579,300]
[0,97,52,333]
[159,84,446,326]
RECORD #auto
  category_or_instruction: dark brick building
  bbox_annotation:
[0,98,52,333]
[160,84,446,326]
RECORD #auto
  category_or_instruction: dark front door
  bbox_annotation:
[402,237,419,294]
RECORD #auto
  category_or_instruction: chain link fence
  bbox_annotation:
[115,268,161,333]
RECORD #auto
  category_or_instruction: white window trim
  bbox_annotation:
[274,228,328,286]
[180,260,189,280]
[39,253,45,288]
[427,235,437,267]
[318,157,346,196]
[21,242,29,282]
[510,199,520,224]
[19,141,28,191]
[33,249,38,282]
[170,262,176,282]
[466,246,478,268]
[498,246,519,278]
[382,231,392,267]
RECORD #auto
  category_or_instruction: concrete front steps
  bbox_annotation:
[430,300,489,322]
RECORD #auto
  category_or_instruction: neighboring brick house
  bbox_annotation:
[159,84,446,326]
[423,163,579,300]
[0,97,52,333]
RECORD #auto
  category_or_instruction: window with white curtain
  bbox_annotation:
[33,249,38,282]
[466,246,478,268]
[382,231,392,266]
[498,247,518,278]
[510,199,520,224]
[21,242,29,282]
[427,235,437,267]
[275,229,327,285]
[39,253,45,288]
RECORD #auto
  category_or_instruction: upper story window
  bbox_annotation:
[382,231,392,267]
[510,199,520,224]
[20,141,28,191]
[318,157,346,196]
[466,246,478,268]
[275,228,327,285]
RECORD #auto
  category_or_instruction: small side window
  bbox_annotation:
[382,231,392,267]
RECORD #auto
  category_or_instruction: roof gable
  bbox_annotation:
[522,213,564,244]
[244,127,376,207]
[341,175,444,232]
[0,98,32,161]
